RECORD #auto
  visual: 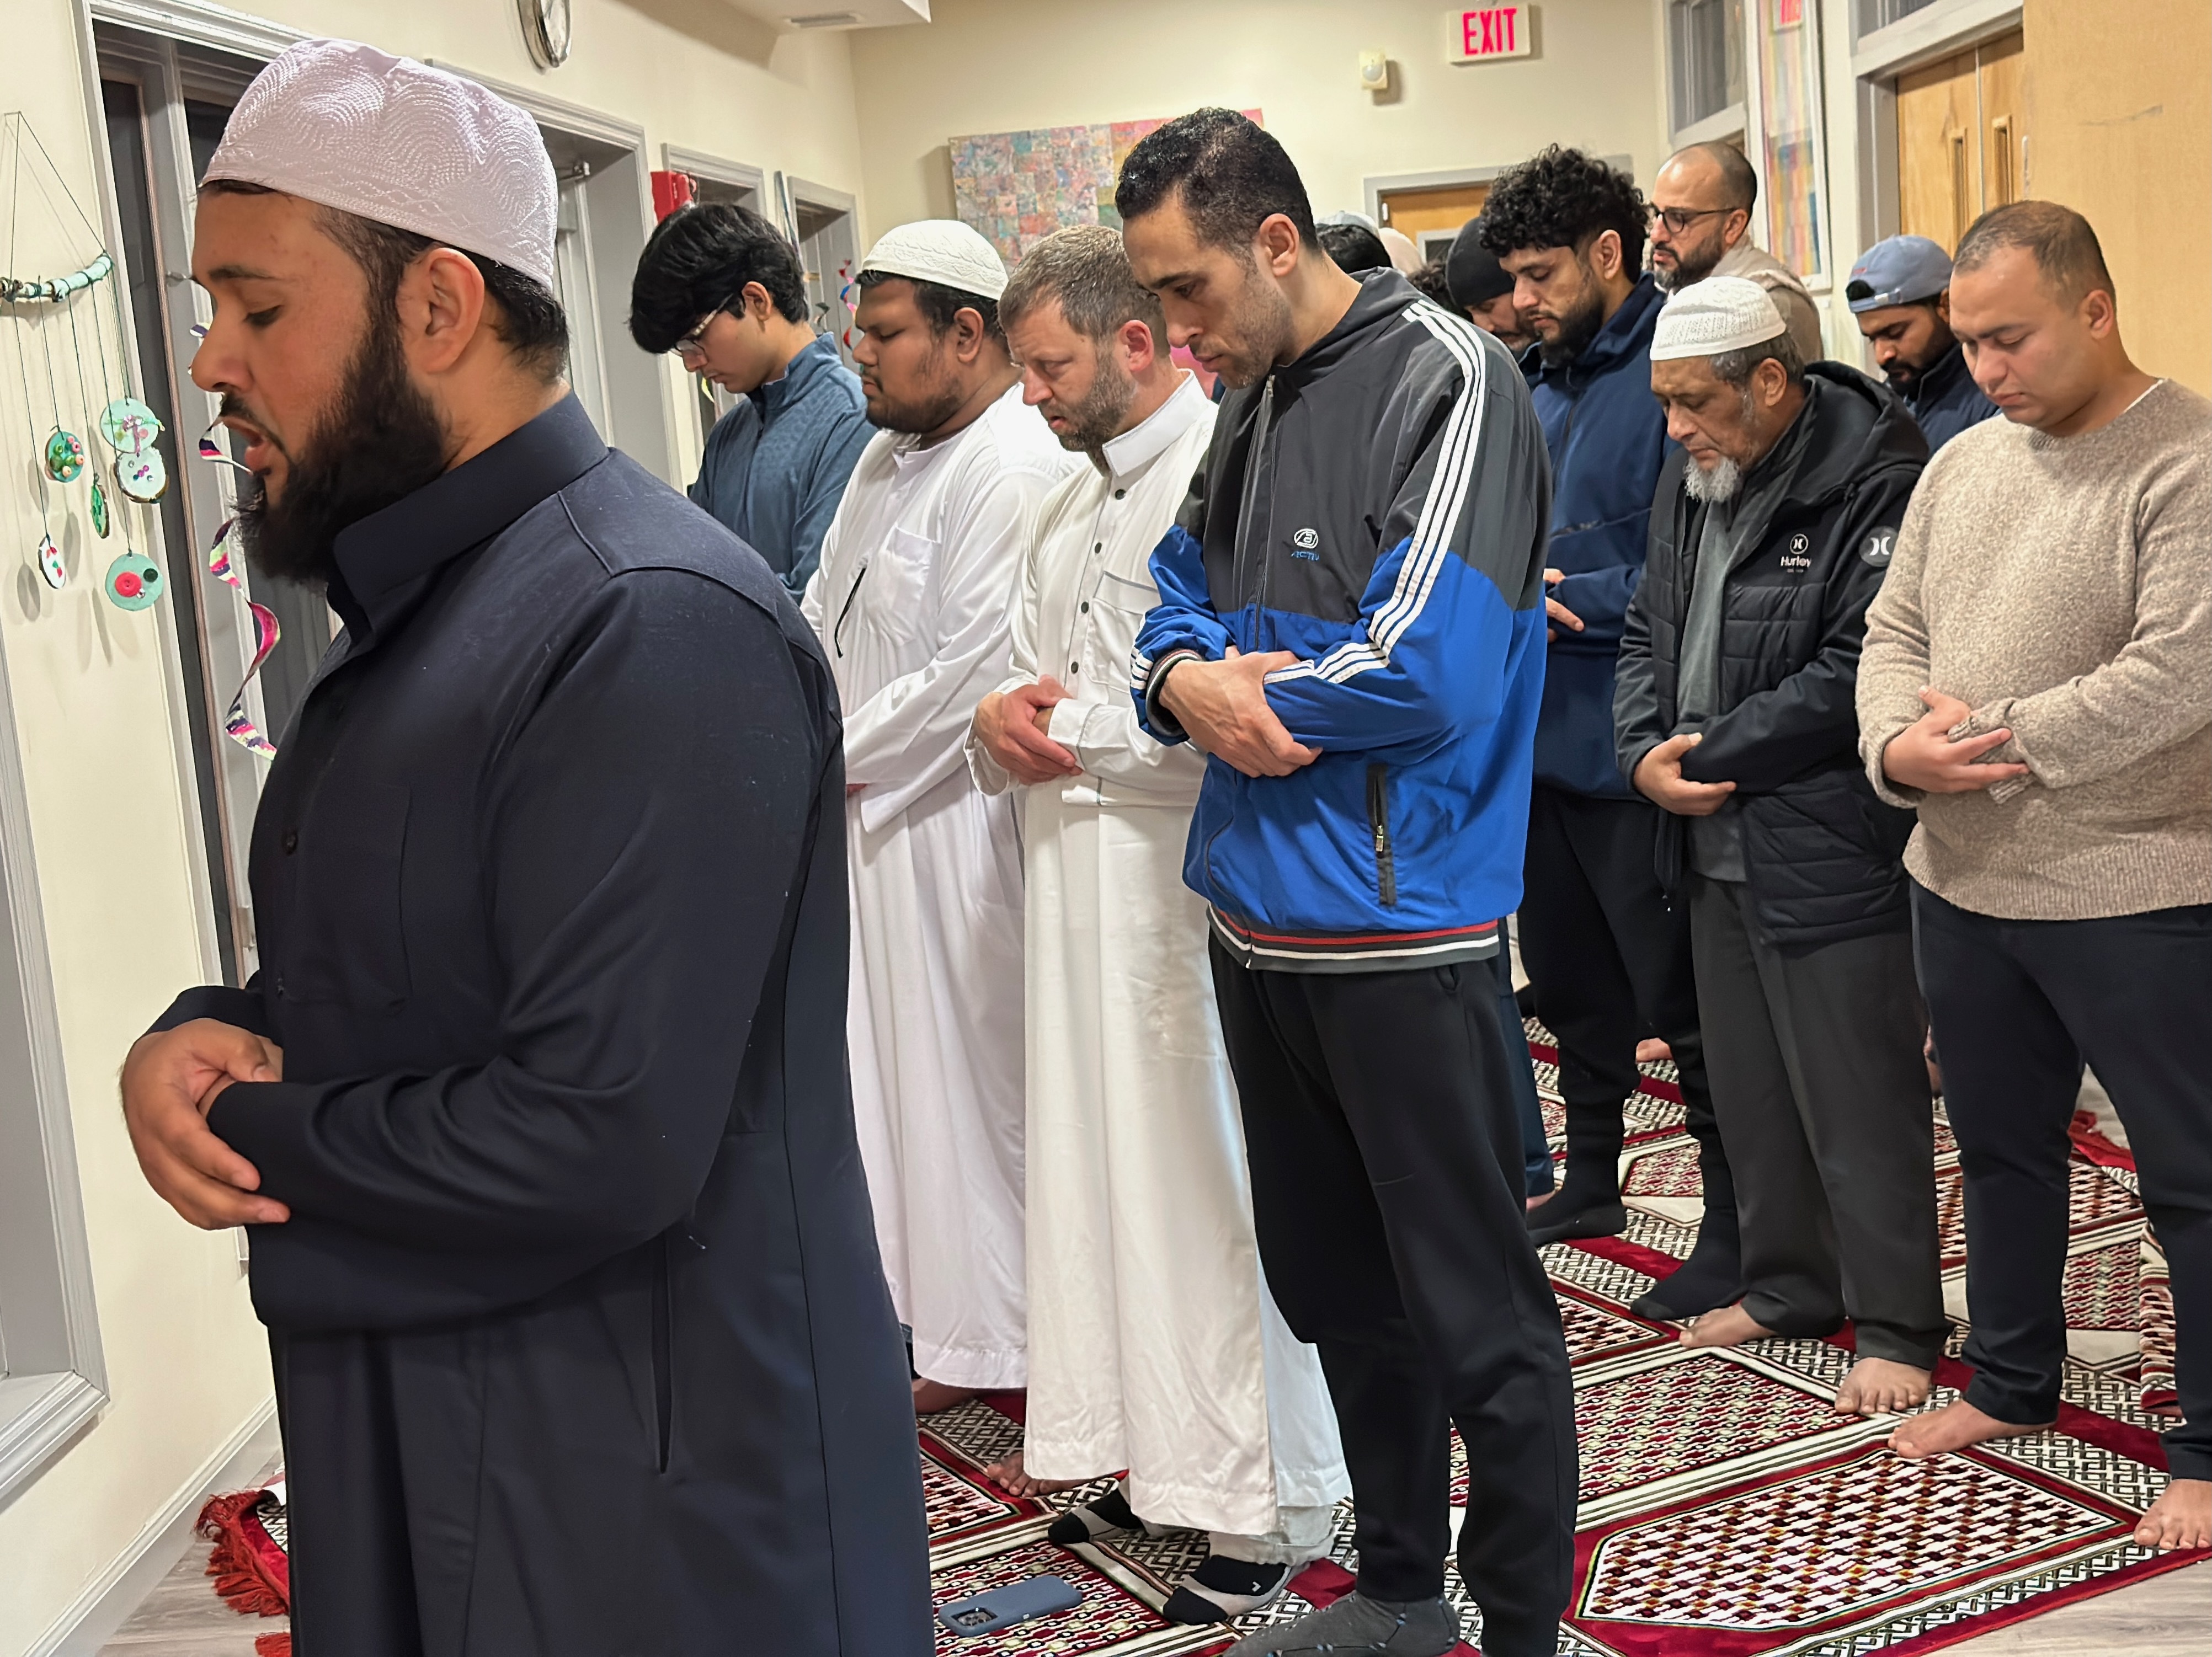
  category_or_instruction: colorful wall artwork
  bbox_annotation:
[950,110,1264,266]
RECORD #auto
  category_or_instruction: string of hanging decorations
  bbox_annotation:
[4,110,272,755]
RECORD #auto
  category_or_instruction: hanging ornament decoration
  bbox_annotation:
[44,425,84,480]
[36,534,66,590]
[98,394,162,455]
[104,549,162,611]
[202,514,281,757]
[89,474,109,537]
[116,446,167,503]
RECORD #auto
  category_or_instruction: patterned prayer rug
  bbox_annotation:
[915,1029,2203,1655]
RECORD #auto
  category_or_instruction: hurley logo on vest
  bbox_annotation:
[1779,531,1813,572]
[1291,527,1321,560]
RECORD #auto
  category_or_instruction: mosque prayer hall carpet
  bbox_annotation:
[916,1028,2200,1656]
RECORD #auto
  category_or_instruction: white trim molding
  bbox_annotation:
[1852,0,2023,81]
[1669,102,1749,151]
[662,146,765,202]
[86,0,300,60]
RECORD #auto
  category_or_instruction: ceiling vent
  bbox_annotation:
[786,11,864,24]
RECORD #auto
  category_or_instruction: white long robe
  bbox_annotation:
[804,381,1079,1389]
[966,375,1348,1536]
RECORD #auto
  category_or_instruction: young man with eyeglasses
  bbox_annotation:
[630,202,872,600]
[1649,142,1824,364]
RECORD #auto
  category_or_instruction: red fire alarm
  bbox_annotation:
[650,170,697,221]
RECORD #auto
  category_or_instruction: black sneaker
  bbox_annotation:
[1224,1591,1460,1655]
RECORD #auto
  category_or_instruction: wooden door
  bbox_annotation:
[1378,181,1491,245]
[1894,28,2028,252]
[1978,30,2026,209]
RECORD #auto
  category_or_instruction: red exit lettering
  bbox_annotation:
[1460,7,1522,59]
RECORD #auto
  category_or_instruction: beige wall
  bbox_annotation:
[2022,0,2211,393]
[848,0,1665,241]
[0,4,868,1652]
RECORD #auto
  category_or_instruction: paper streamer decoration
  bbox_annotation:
[205,516,280,757]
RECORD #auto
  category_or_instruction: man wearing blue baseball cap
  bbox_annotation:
[1847,234,1999,451]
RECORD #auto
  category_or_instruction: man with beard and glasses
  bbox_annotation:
[802,220,1080,1419]
[964,225,1348,1624]
[1846,234,2000,453]
[1614,277,1944,1418]
[115,39,928,1657]
[1479,148,1740,1322]
[1120,109,1571,1657]
[1648,141,1824,364]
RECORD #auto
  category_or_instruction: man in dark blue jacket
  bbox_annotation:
[1480,150,1739,1320]
[1121,111,1574,1657]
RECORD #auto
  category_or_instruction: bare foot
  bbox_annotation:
[1637,1038,1672,1064]
[1679,1303,1774,1349]
[912,1377,982,1414]
[980,1447,1090,1498]
[1833,1356,1933,1418]
[2134,1478,2212,1551]
[1887,1397,2054,1459]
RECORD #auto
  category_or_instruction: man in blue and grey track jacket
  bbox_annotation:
[1117,109,1574,1657]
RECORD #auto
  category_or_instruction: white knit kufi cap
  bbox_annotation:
[202,39,557,291]
[861,220,1009,302]
[1650,276,1787,362]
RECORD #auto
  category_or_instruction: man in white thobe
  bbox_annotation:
[967,226,1347,1624]
[804,222,1079,1406]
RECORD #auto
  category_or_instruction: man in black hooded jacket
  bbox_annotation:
[1615,277,1947,1417]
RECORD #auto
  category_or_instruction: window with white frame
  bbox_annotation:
[1669,0,1747,135]
[1857,0,1943,36]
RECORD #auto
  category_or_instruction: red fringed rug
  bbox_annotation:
[196,1477,290,1656]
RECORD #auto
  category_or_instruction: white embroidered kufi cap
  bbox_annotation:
[861,220,1010,302]
[202,39,558,291]
[1650,276,1788,362]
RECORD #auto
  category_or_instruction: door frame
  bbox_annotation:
[1850,0,2024,245]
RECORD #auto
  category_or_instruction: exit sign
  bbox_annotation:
[1450,6,1533,63]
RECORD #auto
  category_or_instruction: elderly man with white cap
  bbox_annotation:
[116,39,929,1656]
[1613,276,1946,1416]
[802,221,1079,1413]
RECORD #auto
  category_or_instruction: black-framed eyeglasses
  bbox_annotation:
[673,293,741,360]
[1653,206,1733,235]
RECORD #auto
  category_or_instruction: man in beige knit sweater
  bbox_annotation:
[1857,202,2210,1552]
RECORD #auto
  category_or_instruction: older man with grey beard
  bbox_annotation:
[1615,277,1943,1418]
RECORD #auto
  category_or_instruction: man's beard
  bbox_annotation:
[1207,270,1296,389]
[1882,359,1925,392]
[233,311,449,589]
[866,340,972,436]
[1537,264,1607,367]
[1684,456,1744,503]
[1043,354,1136,456]
[1653,237,1723,295]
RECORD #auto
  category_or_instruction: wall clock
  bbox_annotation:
[518,0,573,70]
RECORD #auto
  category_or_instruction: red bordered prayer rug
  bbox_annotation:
[912,1029,2202,1655]
[193,1034,2198,1655]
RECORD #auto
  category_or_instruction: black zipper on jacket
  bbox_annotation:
[832,559,870,657]
[1367,763,1397,906]
[1235,375,1276,634]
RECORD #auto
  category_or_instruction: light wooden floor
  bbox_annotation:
[95,1530,2204,1654]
